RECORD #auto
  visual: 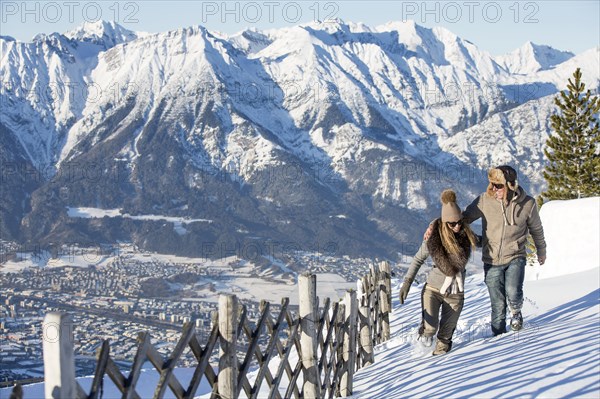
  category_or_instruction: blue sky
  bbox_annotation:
[1,1,599,55]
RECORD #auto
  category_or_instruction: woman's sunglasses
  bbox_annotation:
[446,220,463,228]
[491,183,505,190]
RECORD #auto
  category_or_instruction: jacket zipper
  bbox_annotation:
[498,200,507,262]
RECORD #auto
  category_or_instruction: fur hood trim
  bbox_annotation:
[426,219,472,276]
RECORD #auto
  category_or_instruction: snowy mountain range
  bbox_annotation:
[1,20,599,259]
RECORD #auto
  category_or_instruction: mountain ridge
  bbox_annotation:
[1,20,598,259]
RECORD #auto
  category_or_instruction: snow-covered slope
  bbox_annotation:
[495,41,575,75]
[351,197,600,398]
[0,21,140,170]
[64,20,143,48]
[438,95,556,192]
[526,197,600,281]
[4,20,596,178]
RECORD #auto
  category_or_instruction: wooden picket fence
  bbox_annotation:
[9,261,392,399]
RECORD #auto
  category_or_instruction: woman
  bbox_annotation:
[399,189,477,355]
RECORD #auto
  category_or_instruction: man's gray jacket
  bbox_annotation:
[463,186,546,265]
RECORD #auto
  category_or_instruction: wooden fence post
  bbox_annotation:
[335,302,346,397]
[340,290,357,397]
[379,261,392,342]
[43,312,77,399]
[369,262,380,344]
[299,273,320,398]
[380,260,392,312]
[218,294,238,399]
[9,384,23,399]
[358,276,374,366]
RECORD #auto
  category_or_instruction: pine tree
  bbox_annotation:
[543,68,600,200]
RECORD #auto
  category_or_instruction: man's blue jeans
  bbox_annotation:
[484,257,526,335]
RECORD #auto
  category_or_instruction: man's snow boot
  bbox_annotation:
[510,311,523,331]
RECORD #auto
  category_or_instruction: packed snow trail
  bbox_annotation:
[351,268,599,398]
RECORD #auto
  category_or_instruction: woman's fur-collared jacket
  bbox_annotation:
[404,219,473,291]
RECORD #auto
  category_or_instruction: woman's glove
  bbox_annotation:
[399,279,413,304]
[440,274,465,296]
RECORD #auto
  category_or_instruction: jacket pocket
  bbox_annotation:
[504,225,527,256]
[483,238,498,261]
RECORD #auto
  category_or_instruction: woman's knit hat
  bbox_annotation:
[441,189,461,223]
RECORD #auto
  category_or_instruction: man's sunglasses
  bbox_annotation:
[446,220,463,228]
[491,183,505,190]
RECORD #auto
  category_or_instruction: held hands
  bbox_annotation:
[399,280,412,304]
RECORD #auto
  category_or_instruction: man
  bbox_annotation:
[463,165,546,335]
